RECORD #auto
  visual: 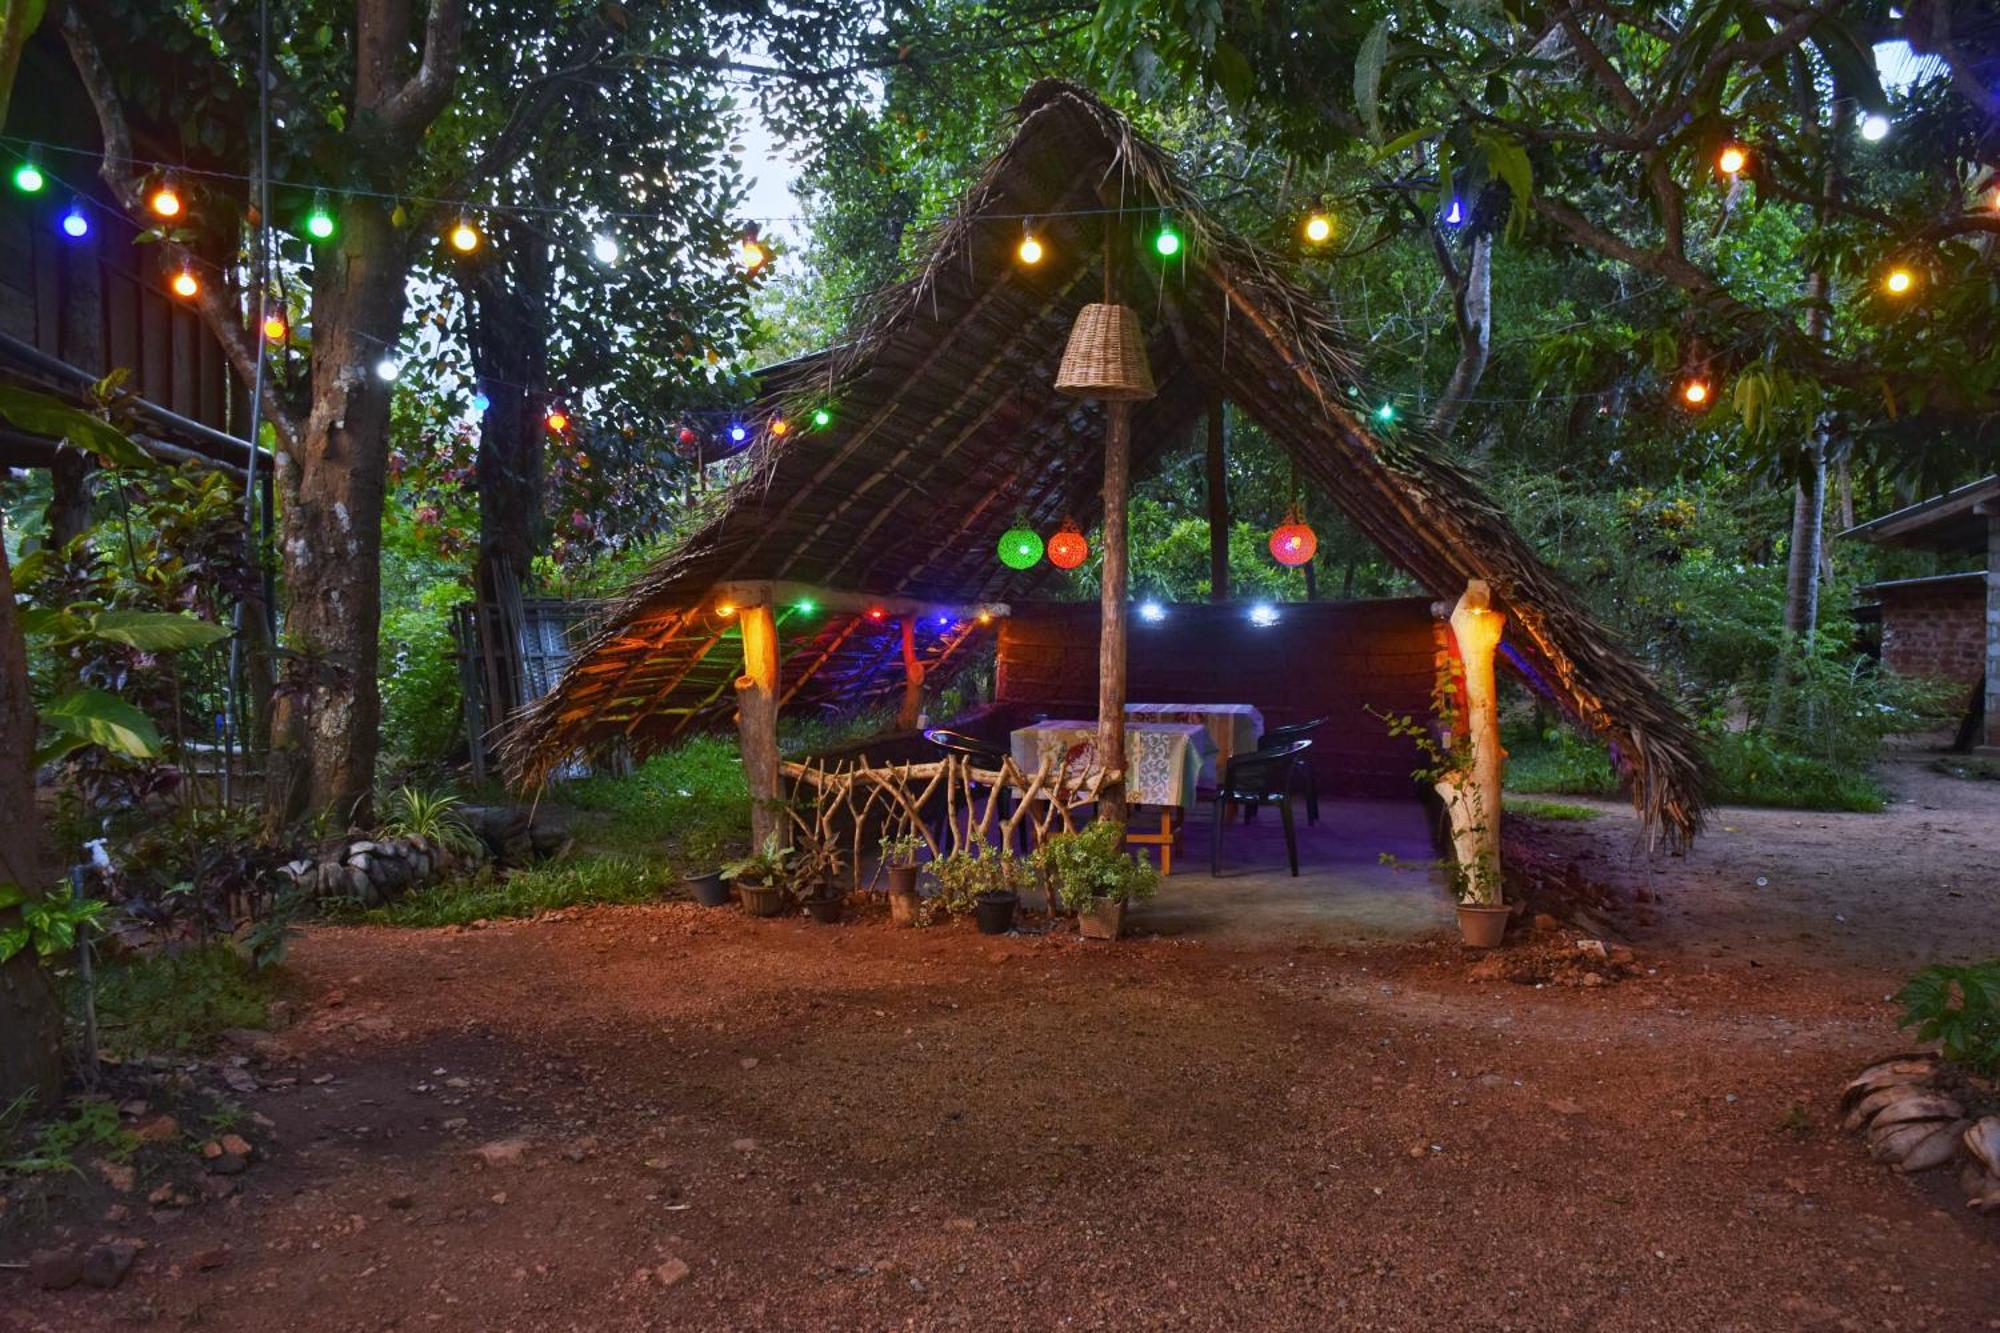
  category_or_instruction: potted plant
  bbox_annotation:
[880,832,923,926]
[795,837,847,925]
[1037,819,1160,940]
[932,843,1022,934]
[680,825,733,908]
[722,833,796,918]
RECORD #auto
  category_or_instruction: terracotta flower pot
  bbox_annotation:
[1077,897,1126,941]
[888,889,921,927]
[804,892,843,925]
[1456,902,1510,948]
[886,864,919,896]
[738,883,788,918]
[684,871,731,908]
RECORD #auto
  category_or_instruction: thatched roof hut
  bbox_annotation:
[502,81,1708,846]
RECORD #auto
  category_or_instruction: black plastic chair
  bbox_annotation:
[923,727,1015,845]
[1209,738,1312,877]
[1257,716,1328,824]
[921,728,1007,767]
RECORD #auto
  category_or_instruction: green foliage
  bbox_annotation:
[559,737,751,860]
[1035,819,1160,912]
[1503,726,1620,797]
[929,843,1027,918]
[92,945,272,1057]
[361,855,666,928]
[1897,961,2000,1077]
[1700,729,1885,813]
[879,833,923,869]
[0,882,108,964]
[375,553,466,771]
[1,1097,137,1176]
[720,832,798,887]
[380,786,482,856]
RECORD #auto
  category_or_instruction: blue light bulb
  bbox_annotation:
[470,391,491,413]
[59,204,89,239]
[728,423,747,443]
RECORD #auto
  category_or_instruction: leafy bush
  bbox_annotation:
[1700,728,1884,812]
[1503,725,1619,796]
[361,855,665,928]
[2,1097,138,1175]
[92,944,272,1056]
[377,567,465,769]
[1897,960,2000,1076]
[1034,819,1160,912]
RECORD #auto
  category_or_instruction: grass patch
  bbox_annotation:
[1504,797,1605,822]
[92,944,272,1057]
[360,854,669,928]
[1505,726,1886,813]
[556,737,751,864]
[1932,755,2000,783]
[1,1096,138,1175]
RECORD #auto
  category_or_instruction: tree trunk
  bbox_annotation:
[466,214,552,734]
[1431,234,1492,439]
[1205,395,1229,601]
[1096,401,1132,819]
[0,534,64,1112]
[262,200,409,833]
[1765,270,1832,732]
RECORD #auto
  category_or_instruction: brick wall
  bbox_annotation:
[1877,575,1985,686]
[995,598,1438,798]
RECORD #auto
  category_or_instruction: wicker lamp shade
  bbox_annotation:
[1055,303,1156,401]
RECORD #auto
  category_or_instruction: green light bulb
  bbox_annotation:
[306,208,335,240]
[812,407,831,428]
[13,163,45,193]
[795,599,815,615]
[1153,225,1181,257]
[1375,403,1396,422]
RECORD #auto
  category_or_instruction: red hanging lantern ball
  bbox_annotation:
[1269,509,1317,567]
[1047,520,1090,570]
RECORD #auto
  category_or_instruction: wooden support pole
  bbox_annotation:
[1097,400,1133,817]
[735,603,782,848]
[1206,394,1229,602]
[897,614,925,732]
[1439,579,1507,904]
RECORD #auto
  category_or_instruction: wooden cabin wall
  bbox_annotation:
[995,598,1437,798]
[0,40,239,437]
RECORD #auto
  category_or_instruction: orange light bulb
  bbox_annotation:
[1716,145,1747,176]
[1681,378,1710,406]
[170,268,199,299]
[1882,267,1915,296]
[150,185,183,218]
[262,313,287,341]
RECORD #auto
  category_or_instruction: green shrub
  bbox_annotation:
[378,575,465,768]
[1504,726,1619,796]
[1701,728,1884,812]
[1897,960,2000,1076]
[361,854,665,927]
[92,944,272,1056]
[1503,797,1604,822]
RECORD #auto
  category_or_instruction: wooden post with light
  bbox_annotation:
[733,601,783,848]
[1439,579,1507,911]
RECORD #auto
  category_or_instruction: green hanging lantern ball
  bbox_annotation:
[997,526,1044,570]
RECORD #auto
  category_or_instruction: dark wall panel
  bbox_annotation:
[996,598,1438,798]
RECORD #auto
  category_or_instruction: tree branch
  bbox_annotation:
[381,0,467,139]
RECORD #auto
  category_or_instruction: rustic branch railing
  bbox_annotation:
[777,754,1120,891]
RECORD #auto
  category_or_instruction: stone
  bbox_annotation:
[730,1138,759,1153]
[219,1133,254,1158]
[104,1203,131,1224]
[190,1245,231,1272]
[94,1158,136,1192]
[348,853,374,873]
[131,1113,180,1144]
[209,1151,249,1176]
[474,1137,531,1167]
[29,1247,85,1291]
[148,1182,178,1207]
[1531,913,1560,933]
[80,1241,140,1289]
[654,1257,691,1287]
[385,1193,416,1210]
[561,1137,600,1162]
[348,840,377,855]
[1574,938,1609,959]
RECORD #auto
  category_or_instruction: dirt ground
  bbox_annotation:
[5,744,1998,1331]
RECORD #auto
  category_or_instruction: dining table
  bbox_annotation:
[1120,703,1266,782]
[1007,719,1218,874]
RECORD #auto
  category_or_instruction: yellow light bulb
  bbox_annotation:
[1017,235,1044,265]
[449,222,481,253]
[740,239,768,272]
[1303,213,1333,244]
[262,314,286,341]
[1681,378,1709,406]
[1716,145,1747,176]
[717,601,737,618]
[1883,267,1915,296]
[171,268,199,299]
[150,186,183,218]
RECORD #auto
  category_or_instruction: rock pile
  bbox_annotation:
[1841,1053,2000,1210]
[279,835,482,908]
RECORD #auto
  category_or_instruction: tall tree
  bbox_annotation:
[0,530,63,1112]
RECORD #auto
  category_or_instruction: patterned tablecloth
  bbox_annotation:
[1121,704,1265,781]
[1008,721,1214,810]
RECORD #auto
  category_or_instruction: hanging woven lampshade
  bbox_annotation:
[1055,303,1156,401]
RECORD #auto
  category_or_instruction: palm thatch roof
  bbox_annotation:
[502,80,1708,846]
